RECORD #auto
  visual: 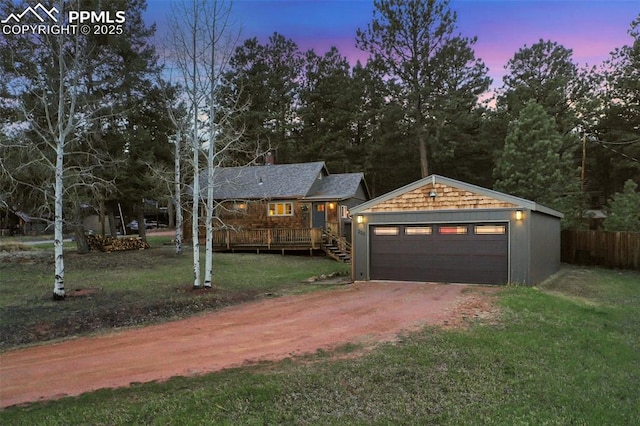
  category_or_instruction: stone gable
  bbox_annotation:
[363,182,517,212]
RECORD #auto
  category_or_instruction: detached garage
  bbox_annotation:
[351,175,563,285]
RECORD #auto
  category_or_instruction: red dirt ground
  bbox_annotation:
[0,281,500,408]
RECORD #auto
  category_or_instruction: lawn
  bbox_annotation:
[1,259,639,424]
[0,236,350,349]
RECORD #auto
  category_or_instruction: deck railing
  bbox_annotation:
[212,228,323,250]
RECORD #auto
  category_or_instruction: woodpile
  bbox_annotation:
[86,235,150,252]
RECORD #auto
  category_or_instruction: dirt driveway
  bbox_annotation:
[0,281,500,408]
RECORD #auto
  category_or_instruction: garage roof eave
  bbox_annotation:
[351,174,564,218]
[532,203,564,218]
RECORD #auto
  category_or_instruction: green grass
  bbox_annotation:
[0,241,350,349]
[1,267,639,424]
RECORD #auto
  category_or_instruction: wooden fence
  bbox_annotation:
[561,229,640,270]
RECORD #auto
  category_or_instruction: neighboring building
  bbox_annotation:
[351,175,563,285]
[0,209,50,236]
[583,209,607,230]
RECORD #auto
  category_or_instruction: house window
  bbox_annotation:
[268,202,293,216]
[374,227,399,236]
[439,225,467,235]
[405,226,432,235]
[341,205,349,218]
[232,202,247,212]
[316,204,325,212]
[475,225,506,235]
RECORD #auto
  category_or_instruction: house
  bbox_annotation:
[191,161,370,259]
[350,175,563,285]
[0,203,50,236]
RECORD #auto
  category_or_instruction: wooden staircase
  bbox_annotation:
[322,230,351,263]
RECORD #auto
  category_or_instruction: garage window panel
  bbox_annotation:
[405,226,432,235]
[438,225,467,235]
[475,225,506,235]
[373,227,399,236]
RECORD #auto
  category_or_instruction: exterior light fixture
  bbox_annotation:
[329,202,335,209]
[356,215,364,224]
[515,210,523,221]
[429,190,437,198]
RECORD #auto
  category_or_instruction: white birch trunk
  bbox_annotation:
[192,139,201,288]
[191,2,201,289]
[204,148,214,288]
[53,134,65,300]
[174,130,183,256]
[204,8,217,289]
[53,11,69,300]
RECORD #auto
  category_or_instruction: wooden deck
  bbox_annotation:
[211,228,324,252]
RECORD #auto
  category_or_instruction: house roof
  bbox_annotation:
[351,174,563,218]
[304,173,367,201]
[199,162,367,201]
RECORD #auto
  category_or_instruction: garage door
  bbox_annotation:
[370,223,508,284]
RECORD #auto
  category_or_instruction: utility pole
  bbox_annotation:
[581,133,587,193]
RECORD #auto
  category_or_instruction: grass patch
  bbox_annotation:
[0,242,33,252]
[1,266,638,424]
[0,242,349,349]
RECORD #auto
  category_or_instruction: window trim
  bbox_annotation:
[268,202,294,217]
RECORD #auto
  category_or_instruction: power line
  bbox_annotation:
[591,138,640,163]
[593,137,640,146]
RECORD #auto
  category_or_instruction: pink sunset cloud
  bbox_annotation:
[145,0,638,91]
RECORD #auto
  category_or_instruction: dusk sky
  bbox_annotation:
[144,0,639,89]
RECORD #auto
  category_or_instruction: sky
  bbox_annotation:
[143,0,638,89]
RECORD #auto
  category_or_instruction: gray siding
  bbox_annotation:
[529,211,561,284]
[344,185,369,209]
[509,210,530,284]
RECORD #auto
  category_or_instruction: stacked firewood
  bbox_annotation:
[86,235,150,252]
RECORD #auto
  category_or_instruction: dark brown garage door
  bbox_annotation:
[370,223,508,284]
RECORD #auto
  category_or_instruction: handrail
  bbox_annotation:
[211,228,323,249]
[323,229,351,254]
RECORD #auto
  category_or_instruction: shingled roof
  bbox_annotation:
[197,162,366,201]
[305,173,366,201]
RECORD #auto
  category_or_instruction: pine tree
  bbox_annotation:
[494,101,574,209]
[603,180,640,232]
[356,0,490,177]
[297,47,355,171]
[222,33,302,164]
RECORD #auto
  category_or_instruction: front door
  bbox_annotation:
[312,202,326,229]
